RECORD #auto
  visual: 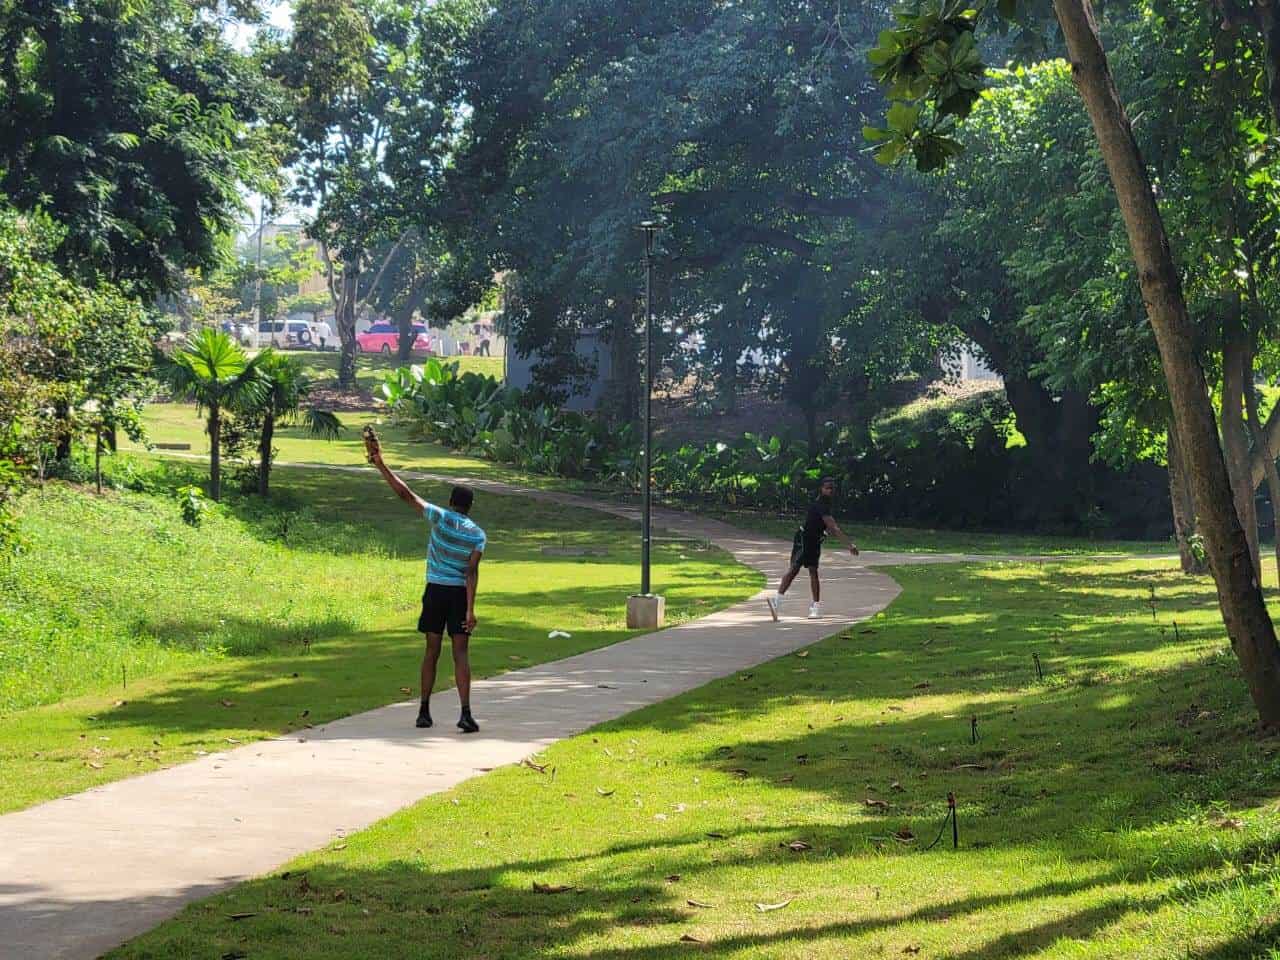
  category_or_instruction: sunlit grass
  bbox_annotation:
[0,467,759,813]
[110,556,1280,959]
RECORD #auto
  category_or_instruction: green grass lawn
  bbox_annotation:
[123,402,1174,557]
[274,348,504,396]
[0,467,760,814]
[108,555,1280,959]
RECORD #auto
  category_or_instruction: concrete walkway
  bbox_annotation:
[0,468,1005,960]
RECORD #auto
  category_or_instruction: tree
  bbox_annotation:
[239,351,341,496]
[269,0,471,386]
[440,1,957,429]
[0,0,279,297]
[163,329,265,502]
[867,0,1280,725]
[0,204,80,547]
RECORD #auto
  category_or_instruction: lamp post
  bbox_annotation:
[639,220,661,594]
[627,219,666,629]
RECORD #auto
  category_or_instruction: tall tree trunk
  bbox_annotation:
[1245,380,1280,587]
[54,399,72,462]
[337,260,360,389]
[395,302,416,364]
[1168,425,1207,574]
[208,402,222,502]
[1222,294,1261,578]
[1054,0,1280,726]
[258,412,275,497]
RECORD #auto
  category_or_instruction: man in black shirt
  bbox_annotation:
[767,477,859,620]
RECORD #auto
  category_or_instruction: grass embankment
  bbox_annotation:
[124,402,1172,558]
[112,557,1280,960]
[0,468,760,814]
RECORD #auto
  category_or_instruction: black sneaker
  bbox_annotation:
[457,712,479,734]
[415,705,433,729]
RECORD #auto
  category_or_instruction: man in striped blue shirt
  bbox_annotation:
[365,430,486,733]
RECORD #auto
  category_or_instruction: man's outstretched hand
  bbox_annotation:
[362,425,383,465]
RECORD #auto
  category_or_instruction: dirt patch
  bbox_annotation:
[308,384,381,412]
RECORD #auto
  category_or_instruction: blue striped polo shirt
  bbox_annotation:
[423,502,486,586]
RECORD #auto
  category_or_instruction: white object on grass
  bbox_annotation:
[548,630,572,639]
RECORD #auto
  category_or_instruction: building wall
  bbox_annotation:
[506,328,611,410]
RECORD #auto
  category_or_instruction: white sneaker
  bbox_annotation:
[771,592,785,612]
[808,602,822,619]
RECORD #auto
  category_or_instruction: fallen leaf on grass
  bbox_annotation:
[86,761,104,769]
[226,912,257,921]
[219,700,236,708]
[775,775,795,784]
[113,700,127,708]
[665,874,682,883]
[952,763,988,771]
[890,781,903,792]
[795,650,809,658]
[1214,817,1245,830]
[596,787,615,797]
[548,630,571,640]
[705,832,727,839]
[864,798,889,810]
[533,882,574,894]
[522,758,549,774]
[728,768,750,778]
[400,687,412,695]
[903,946,921,955]
[913,682,930,690]
[221,952,248,960]
[686,899,713,908]
[679,934,703,943]
[755,899,793,912]
[331,843,347,851]
[894,828,916,843]
[225,738,241,745]
[784,840,812,852]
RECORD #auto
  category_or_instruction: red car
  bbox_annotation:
[355,322,432,355]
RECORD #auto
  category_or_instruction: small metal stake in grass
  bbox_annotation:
[1033,652,1044,681]
[1149,584,1157,621]
[970,715,978,744]
[122,665,126,691]
[1173,620,1181,643]
[949,792,958,849]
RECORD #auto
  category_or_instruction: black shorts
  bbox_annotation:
[418,583,469,636]
[790,530,822,570]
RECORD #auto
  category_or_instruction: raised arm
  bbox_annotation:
[824,514,860,556]
[364,427,427,514]
[464,549,482,633]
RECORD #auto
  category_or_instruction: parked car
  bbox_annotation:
[355,322,432,355]
[258,320,318,348]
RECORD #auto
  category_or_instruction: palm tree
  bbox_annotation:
[163,328,264,501]
[250,349,341,495]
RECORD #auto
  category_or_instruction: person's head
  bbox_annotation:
[818,477,836,502]
[449,485,475,515]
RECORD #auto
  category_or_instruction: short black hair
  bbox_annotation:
[819,476,836,487]
[449,485,475,514]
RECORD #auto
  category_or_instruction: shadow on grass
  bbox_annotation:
[100,818,1280,960]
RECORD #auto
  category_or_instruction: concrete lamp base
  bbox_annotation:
[626,594,666,629]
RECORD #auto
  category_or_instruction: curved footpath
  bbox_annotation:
[0,466,1018,960]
